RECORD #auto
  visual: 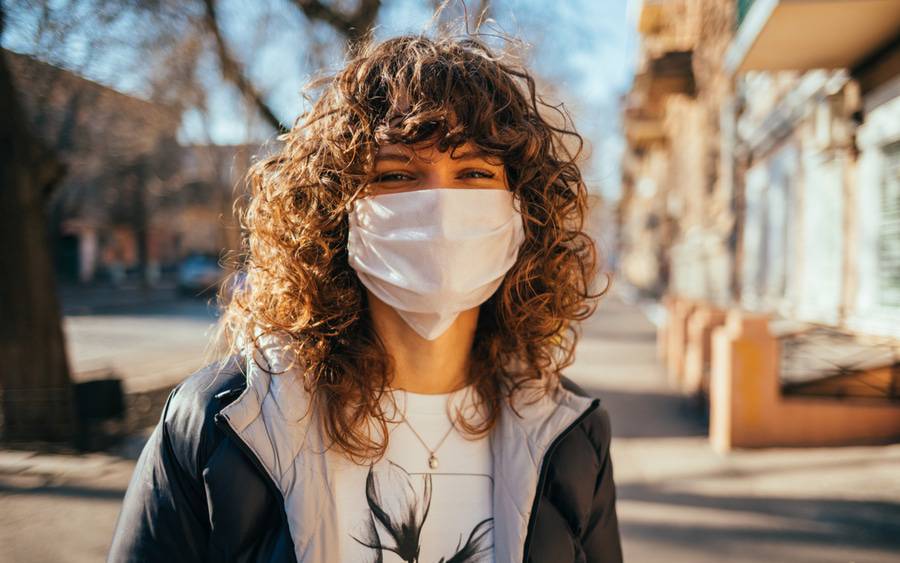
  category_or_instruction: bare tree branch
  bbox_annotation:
[201,0,383,133]
[201,0,287,133]
[290,0,381,45]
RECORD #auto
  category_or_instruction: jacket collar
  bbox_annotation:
[217,336,596,563]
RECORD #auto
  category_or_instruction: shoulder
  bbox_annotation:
[539,375,615,535]
[160,354,248,478]
[558,374,613,460]
[165,353,248,422]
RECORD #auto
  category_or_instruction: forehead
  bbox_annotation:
[373,139,498,165]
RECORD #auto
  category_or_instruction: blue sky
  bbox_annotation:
[3,0,640,199]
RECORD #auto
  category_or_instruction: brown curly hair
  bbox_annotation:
[213,31,611,465]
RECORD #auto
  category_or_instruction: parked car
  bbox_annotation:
[176,254,225,297]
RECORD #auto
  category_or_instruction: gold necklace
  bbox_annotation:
[398,409,458,469]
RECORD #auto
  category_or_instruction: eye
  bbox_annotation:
[373,172,414,182]
[462,169,496,179]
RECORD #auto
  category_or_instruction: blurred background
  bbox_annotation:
[1,0,899,562]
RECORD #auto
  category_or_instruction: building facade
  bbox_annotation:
[620,0,900,447]
[621,0,900,339]
[6,50,255,285]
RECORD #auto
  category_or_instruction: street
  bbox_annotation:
[61,287,220,393]
[1,291,899,562]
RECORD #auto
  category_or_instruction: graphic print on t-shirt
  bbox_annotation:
[333,383,495,563]
[349,460,493,563]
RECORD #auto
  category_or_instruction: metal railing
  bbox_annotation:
[777,325,900,401]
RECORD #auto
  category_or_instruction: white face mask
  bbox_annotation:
[347,188,526,340]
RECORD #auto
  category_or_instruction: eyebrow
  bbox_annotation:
[374,152,415,164]
[374,148,497,164]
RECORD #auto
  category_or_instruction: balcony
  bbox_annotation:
[623,106,668,150]
[726,0,900,74]
[623,48,696,150]
[636,50,696,100]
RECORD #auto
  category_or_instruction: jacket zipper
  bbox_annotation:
[520,397,600,562]
[212,406,293,552]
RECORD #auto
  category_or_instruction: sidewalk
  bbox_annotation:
[0,432,150,562]
[571,290,900,563]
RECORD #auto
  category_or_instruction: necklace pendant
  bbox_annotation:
[428,453,439,469]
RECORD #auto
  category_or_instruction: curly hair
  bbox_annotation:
[214,31,611,465]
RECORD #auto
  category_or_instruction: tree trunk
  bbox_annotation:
[0,48,78,443]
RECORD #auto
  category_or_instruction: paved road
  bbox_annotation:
[1,290,899,562]
[63,290,220,392]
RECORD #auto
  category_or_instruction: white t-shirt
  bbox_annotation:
[332,383,495,562]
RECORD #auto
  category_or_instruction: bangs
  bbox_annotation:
[356,37,524,159]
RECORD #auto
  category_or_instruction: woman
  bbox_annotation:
[108,32,622,563]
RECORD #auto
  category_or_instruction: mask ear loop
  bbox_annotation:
[511,190,525,216]
[346,182,370,214]
[510,191,529,246]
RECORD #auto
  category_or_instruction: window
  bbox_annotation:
[879,140,900,307]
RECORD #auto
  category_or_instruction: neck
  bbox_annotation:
[365,289,478,394]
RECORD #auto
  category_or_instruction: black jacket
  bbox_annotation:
[107,355,623,562]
